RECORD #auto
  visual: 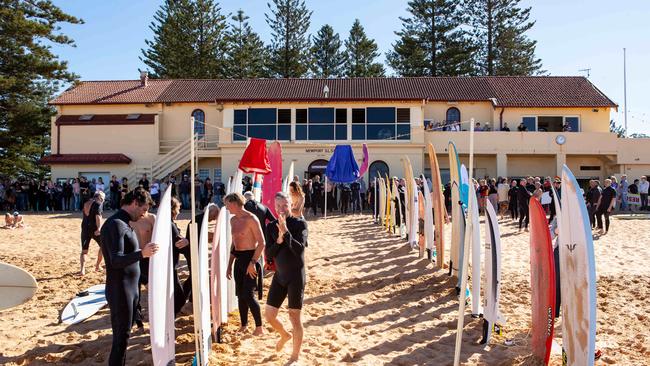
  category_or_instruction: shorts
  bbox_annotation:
[81,230,101,251]
[267,274,305,310]
[418,218,425,234]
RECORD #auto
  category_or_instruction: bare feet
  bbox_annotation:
[238,326,248,333]
[275,332,292,352]
[253,326,264,336]
[80,267,85,276]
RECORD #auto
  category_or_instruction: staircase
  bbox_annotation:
[126,134,218,184]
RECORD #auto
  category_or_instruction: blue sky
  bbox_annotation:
[51,0,649,134]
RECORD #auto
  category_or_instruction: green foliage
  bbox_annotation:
[265,0,312,78]
[0,0,82,178]
[310,25,344,78]
[610,119,626,138]
[465,0,543,76]
[343,20,385,77]
[387,0,476,76]
[225,10,269,78]
[141,0,229,78]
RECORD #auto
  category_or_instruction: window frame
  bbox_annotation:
[192,109,206,136]
[446,107,461,123]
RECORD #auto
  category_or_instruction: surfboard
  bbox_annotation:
[393,179,401,236]
[529,197,556,365]
[455,165,470,289]
[60,283,105,324]
[460,164,469,208]
[378,178,386,228]
[148,186,175,366]
[469,186,481,317]
[285,161,295,193]
[450,182,461,277]
[401,158,411,242]
[190,205,212,365]
[404,157,418,251]
[0,262,37,312]
[559,165,597,366]
[421,175,435,261]
[480,202,504,344]
[211,208,229,338]
[427,143,446,269]
[263,141,283,217]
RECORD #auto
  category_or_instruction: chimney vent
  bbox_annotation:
[140,71,148,87]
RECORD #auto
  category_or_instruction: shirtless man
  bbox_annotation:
[225,192,265,336]
[130,210,155,328]
[80,191,105,275]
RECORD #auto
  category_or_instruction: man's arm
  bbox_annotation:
[264,221,280,259]
[284,220,307,256]
[250,217,265,262]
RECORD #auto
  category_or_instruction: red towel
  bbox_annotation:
[238,138,271,174]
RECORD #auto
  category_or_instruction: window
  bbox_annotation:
[565,116,580,132]
[296,109,307,140]
[233,109,247,141]
[335,108,347,140]
[352,108,366,140]
[397,108,410,123]
[126,114,141,120]
[248,108,277,140]
[522,116,537,131]
[198,169,210,181]
[79,114,94,121]
[213,168,222,183]
[307,108,334,140]
[367,107,396,140]
[537,116,563,132]
[369,160,389,181]
[580,166,600,171]
[278,109,291,140]
[192,109,205,135]
[446,107,460,123]
[232,108,290,141]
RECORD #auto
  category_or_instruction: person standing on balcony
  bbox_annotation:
[138,174,150,192]
[501,123,511,131]
[178,175,191,210]
[517,122,528,131]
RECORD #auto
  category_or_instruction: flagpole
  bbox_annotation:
[454,118,475,366]
[324,175,328,219]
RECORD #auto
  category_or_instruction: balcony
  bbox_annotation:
[424,131,619,156]
[159,134,219,154]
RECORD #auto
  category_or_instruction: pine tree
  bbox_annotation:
[0,0,82,177]
[141,0,229,78]
[465,0,543,76]
[343,20,385,77]
[225,10,269,78]
[265,0,312,78]
[310,25,344,78]
[387,0,476,77]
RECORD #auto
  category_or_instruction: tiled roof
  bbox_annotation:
[56,114,156,125]
[40,154,132,165]
[50,77,617,108]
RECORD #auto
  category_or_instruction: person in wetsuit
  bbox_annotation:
[517,179,531,231]
[225,193,266,335]
[168,197,191,316]
[265,191,308,364]
[80,191,105,276]
[100,188,157,366]
[130,210,155,328]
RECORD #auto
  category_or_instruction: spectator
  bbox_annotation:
[179,175,191,210]
[618,175,629,211]
[518,122,528,132]
[640,176,649,210]
[563,122,572,132]
[109,175,120,210]
[596,179,616,234]
[586,180,601,228]
[483,122,492,131]
[138,174,150,191]
[501,123,511,131]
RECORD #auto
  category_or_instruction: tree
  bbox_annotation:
[343,19,385,77]
[225,10,269,78]
[0,0,82,177]
[310,25,344,78]
[387,0,476,76]
[265,0,312,78]
[141,0,229,78]
[465,0,543,76]
[610,120,626,138]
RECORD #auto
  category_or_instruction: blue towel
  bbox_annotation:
[325,145,360,183]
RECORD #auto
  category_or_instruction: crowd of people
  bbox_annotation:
[423,120,576,132]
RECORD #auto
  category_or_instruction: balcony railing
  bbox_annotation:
[159,134,219,154]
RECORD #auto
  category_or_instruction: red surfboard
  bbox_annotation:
[529,197,556,365]
[262,141,282,217]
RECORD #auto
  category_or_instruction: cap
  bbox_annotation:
[13,211,19,216]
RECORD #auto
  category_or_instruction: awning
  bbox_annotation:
[40,153,132,165]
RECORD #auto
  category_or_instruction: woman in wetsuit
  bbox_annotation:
[169,197,190,316]
[100,188,157,366]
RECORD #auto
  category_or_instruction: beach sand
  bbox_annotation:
[1,211,649,365]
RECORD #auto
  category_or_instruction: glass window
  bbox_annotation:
[192,109,205,135]
[233,125,247,141]
[397,124,410,140]
[234,110,247,125]
[397,108,410,123]
[335,125,347,140]
[213,168,222,183]
[565,117,580,132]
[352,109,365,124]
[248,125,276,140]
[308,125,334,140]
[367,124,395,140]
[336,108,347,124]
[278,109,291,124]
[368,160,390,181]
[537,116,563,132]
[296,125,307,140]
[352,125,365,140]
[446,107,460,122]
[367,107,396,124]
[278,125,291,140]
[308,108,334,124]
[198,169,210,181]
[296,109,307,124]
[248,108,276,125]
[522,116,537,131]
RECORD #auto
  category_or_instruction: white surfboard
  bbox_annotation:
[421,175,435,259]
[190,205,213,365]
[225,179,238,312]
[559,166,597,366]
[378,178,386,228]
[481,202,504,344]
[450,182,461,277]
[61,284,106,324]
[211,208,229,338]
[0,262,37,312]
[469,186,482,316]
[149,186,174,366]
[455,165,470,289]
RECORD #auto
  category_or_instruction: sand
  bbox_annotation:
[1,211,649,365]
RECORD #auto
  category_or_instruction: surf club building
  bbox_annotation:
[45,74,649,188]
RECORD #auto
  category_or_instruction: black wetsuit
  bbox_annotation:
[597,186,616,231]
[265,217,308,309]
[232,249,263,327]
[171,221,187,315]
[517,186,531,229]
[100,209,143,366]
[311,181,323,215]
[508,186,519,220]
[81,200,102,251]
